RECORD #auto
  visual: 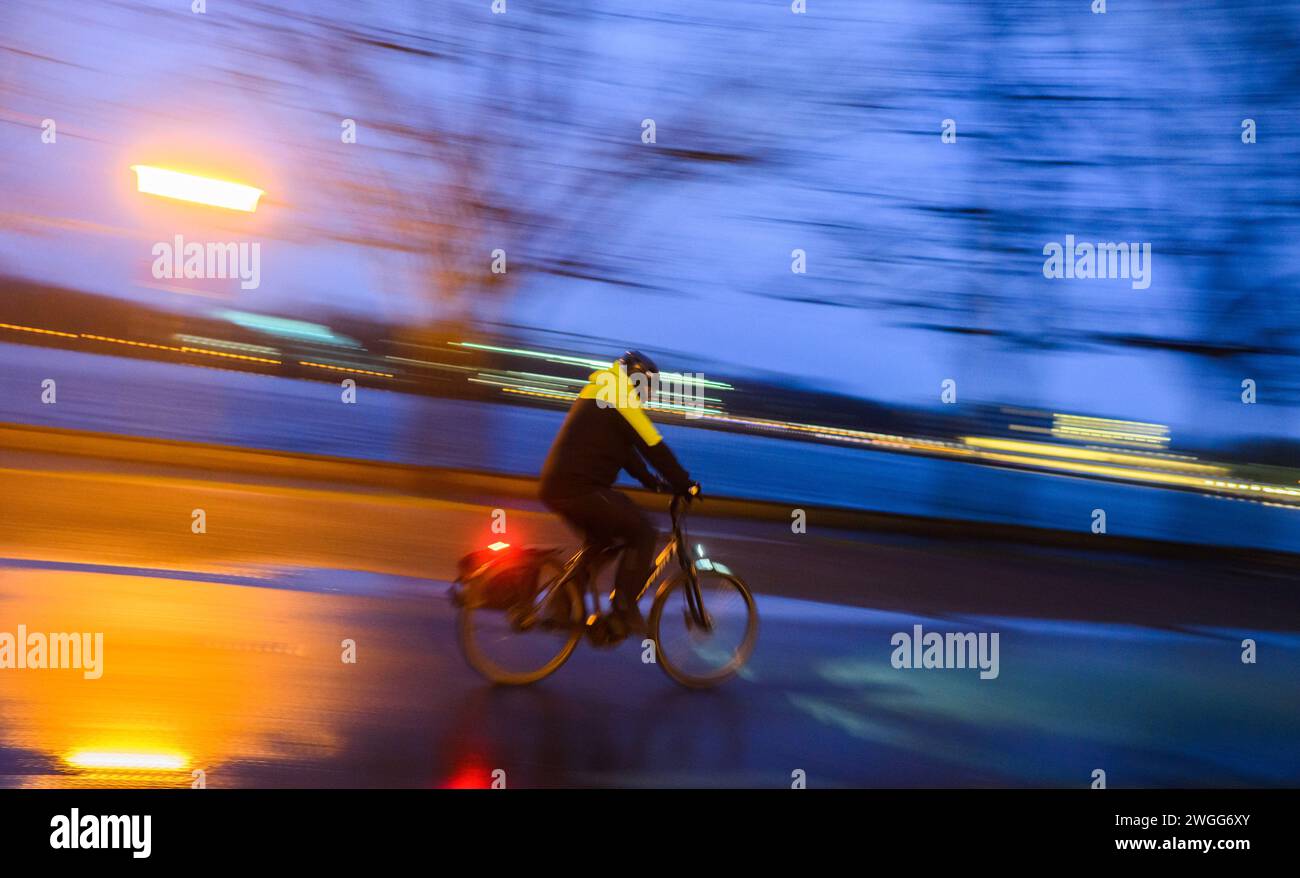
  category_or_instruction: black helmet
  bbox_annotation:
[616,349,659,379]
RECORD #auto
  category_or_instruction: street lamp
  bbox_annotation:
[130,165,264,212]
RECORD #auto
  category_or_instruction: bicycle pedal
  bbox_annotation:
[584,616,626,648]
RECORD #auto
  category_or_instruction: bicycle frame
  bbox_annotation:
[636,529,679,603]
[527,495,709,631]
[627,496,710,630]
[666,496,711,631]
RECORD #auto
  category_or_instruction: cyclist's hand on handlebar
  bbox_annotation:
[683,481,702,501]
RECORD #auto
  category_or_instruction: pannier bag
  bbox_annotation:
[451,547,553,610]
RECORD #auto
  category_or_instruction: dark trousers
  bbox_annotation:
[544,488,657,609]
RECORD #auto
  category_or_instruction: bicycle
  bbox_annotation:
[456,494,758,688]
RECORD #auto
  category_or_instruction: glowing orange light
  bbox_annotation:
[488,541,510,552]
[0,322,78,338]
[130,165,264,212]
[298,360,394,378]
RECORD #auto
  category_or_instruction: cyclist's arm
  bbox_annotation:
[623,446,660,491]
[616,404,692,493]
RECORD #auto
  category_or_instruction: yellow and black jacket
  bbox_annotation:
[539,365,692,501]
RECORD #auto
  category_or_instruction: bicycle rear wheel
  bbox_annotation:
[649,568,758,688]
[458,559,582,685]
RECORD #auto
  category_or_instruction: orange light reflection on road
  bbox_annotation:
[66,750,188,771]
[0,570,343,788]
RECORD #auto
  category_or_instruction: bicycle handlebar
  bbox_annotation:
[670,491,697,521]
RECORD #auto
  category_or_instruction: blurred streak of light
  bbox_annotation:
[472,377,570,392]
[1055,413,1167,430]
[1206,480,1300,499]
[493,383,726,416]
[454,341,610,372]
[81,333,281,364]
[975,450,1300,500]
[218,311,357,347]
[130,165,264,213]
[474,364,728,414]
[385,356,476,372]
[66,750,187,771]
[298,360,393,378]
[499,387,575,402]
[489,382,576,398]
[446,373,1300,502]
[692,414,1298,504]
[1,322,281,363]
[496,369,587,387]
[3,322,1294,505]
[961,437,1227,474]
[1052,413,1170,447]
[710,413,951,450]
[647,401,727,416]
[1053,426,1167,446]
[174,334,279,356]
[475,365,734,403]
[0,322,78,339]
[454,342,734,390]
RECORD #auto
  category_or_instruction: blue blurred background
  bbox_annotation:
[1,0,1298,546]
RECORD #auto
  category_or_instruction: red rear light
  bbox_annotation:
[487,541,510,552]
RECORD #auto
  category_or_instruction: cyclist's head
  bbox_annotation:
[616,349,658,401]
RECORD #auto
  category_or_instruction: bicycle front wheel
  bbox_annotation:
[650,568,758,688]
[458,559,582,685]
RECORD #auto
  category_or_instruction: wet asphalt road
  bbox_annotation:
[1,453,1298,788]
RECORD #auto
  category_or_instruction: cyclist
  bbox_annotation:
[539,350,698,640]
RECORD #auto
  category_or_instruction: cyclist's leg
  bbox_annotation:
[544,492,610,548]
[545,489,656,613]
[602,493,656,613]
